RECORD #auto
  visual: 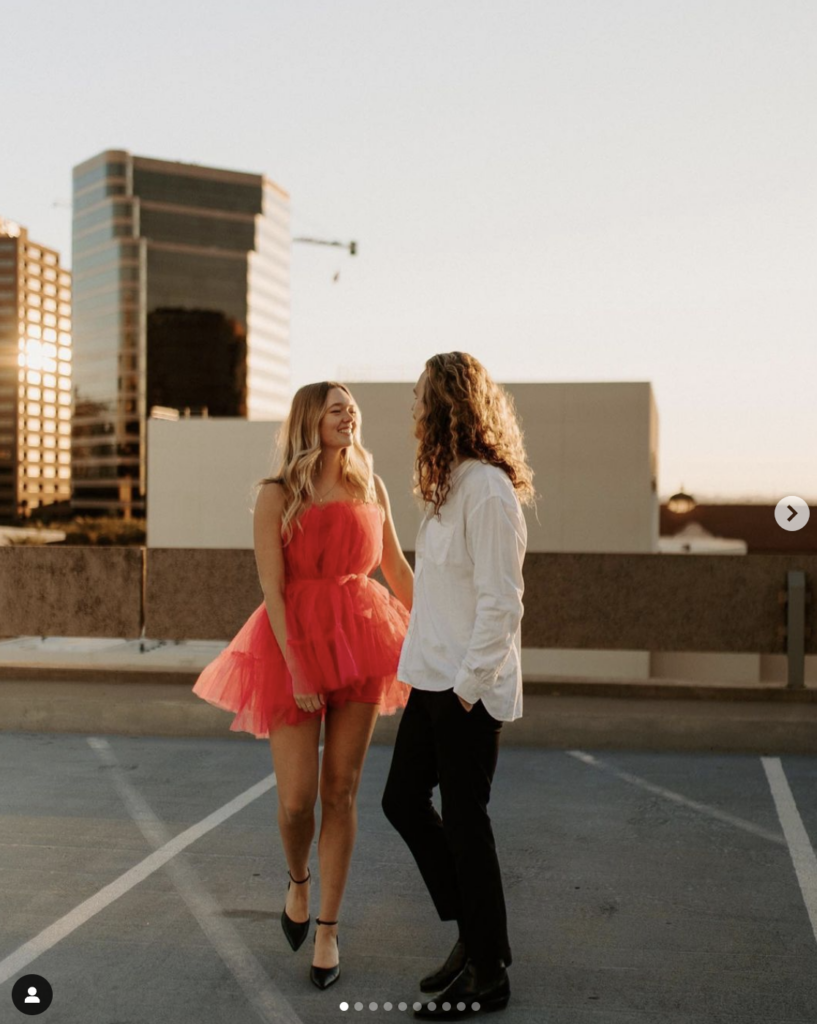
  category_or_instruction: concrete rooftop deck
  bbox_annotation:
[1,733,816,1023]
[1,637,816,755]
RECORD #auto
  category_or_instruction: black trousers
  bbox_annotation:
[381,686,511,967]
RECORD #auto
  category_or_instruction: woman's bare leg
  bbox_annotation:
[313,699,380,968]
[269,715,322,924]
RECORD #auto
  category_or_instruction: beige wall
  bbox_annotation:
[148,381,658,680]
[147,418,282,550]
[349,381,660,555]
[148,381,659,553]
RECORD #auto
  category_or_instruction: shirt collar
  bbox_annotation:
[451,457,475,481]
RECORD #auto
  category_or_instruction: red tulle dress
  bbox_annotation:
[192,500,411,738]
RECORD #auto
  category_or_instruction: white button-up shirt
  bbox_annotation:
[397,458,527,722]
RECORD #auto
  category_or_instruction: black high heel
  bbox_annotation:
[281,869,311,951]
[310,918,340,990]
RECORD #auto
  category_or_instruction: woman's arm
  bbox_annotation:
[374,474,414,612]
[253,481,289,658]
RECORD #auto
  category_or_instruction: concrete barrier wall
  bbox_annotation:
[144,549,262,639]
[524,552,817,653]
[0,548,143,639]
[1,548,814,653]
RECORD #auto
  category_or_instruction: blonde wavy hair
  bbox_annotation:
[257,382,378,543]
[416,352,536,517]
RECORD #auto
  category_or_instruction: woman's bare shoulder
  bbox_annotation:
[256,479,286,515]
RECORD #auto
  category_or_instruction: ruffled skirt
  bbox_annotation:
[192,573,411,737]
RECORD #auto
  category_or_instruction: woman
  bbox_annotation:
[382,352,534,1019]
[193,381,413,991]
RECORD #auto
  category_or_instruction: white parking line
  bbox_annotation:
[85,738,304,1024]
[761,757,817,946]
[567,750,786,845]
[0,741,289,1021]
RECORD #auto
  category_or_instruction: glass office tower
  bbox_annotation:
[71,150,290,517]
[0,218,72,521]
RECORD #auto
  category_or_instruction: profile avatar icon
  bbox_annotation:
[11,974,53,1014]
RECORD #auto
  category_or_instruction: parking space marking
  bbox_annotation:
[761,757,817,946]
[568,750,786,845]
[85,738,304,1024]
[0,740,286,1018]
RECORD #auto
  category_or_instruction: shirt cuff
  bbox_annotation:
[453,667,496,705]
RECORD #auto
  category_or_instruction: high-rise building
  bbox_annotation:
[71,150,290,517]
[0,218,72,522]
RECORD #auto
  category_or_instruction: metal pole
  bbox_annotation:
[786,570,806,690]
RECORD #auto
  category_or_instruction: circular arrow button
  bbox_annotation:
[775,495,810,532]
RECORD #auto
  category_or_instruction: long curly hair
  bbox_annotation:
[256,381,378,543]
[416,352,536,517]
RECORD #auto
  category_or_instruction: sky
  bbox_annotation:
[2,0,815,503]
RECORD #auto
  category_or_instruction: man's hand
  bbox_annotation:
[457,695,474,712]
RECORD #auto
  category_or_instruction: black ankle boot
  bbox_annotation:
[310,918,340,990]
[280,869,310,951]
[420,939,468,992]
[414,959,509,1018]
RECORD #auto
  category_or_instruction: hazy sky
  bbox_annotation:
[2,0,815,502]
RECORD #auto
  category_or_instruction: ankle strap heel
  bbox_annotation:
[281,869,311,952]
[311,919,341,989]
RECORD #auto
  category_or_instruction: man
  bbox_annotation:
[382,352,534,1019]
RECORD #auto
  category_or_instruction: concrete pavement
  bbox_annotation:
[1,734,816,1023]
